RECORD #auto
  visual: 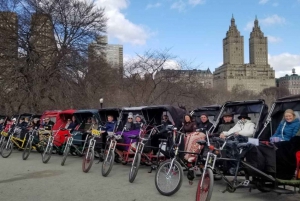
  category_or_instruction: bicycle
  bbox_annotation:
[82,129,102,173]
[22,128,41,160]
[61,131,89,166]
[42,129,67,163]
[129,125,167,183]
[0,126,33,158]
[154,127,217,196]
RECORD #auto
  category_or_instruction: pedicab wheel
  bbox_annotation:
[82,149,94,173]
[42,145,53,164]
[1,140,13,158]
[129,153,141,183]
[155,160,183,196]
[22,140,32,160]
[61,145,70,166]
[102,149,115,177]
[195,168,214,201]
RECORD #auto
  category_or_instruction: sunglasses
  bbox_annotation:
[128,118,133,119]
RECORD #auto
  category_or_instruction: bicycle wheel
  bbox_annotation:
[22,140,32,160]
[129,152,141,183]
[195,168,214,201]
[155,160,183,196]
[82,149,94,173]
[101,149,115,177]
[61,145,70,166]
[1,140,13,158]
[42,144,53,164]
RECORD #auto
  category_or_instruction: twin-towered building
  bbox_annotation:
[213,16,275,93]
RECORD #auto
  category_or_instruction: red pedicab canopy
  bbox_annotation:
[40,110,62,126]
[53,109,76,146]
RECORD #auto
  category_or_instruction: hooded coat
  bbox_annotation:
[272,118,300,141]
[223,119,255,137]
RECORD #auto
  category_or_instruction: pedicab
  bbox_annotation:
[128,105,185,183]
[0,116,10,151]
[61,109,99,168]
[42,109,76,163]
[22,110,62,159]
[101,106,146,177]
[1,113,39,158]
[195,98,300,201]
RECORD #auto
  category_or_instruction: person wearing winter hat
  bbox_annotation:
[134,114,144,130]
[197,113,213,133]
[124,113,136,131]
[217,112,235,135]
[220,112,255,139]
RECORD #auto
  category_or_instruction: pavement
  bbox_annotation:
[0,150,300,201]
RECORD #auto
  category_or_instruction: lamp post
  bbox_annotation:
[99,98,104,109]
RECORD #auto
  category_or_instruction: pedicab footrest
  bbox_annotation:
[128,135,138,139]
[276,178,300,186]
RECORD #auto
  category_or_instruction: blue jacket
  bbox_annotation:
[105,121,116,132]
[273,118,300,141]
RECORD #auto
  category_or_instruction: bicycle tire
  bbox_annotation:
[42,144,53,164]
[61,145,70,166]
[82,149,94,173]
[155,160,183,196]
[22,140,32,160]
[129,152,141,183]
[195,168,214,201]
[1,140,13,158]
[101,149,115,177]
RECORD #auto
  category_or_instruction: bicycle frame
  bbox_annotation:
[85,136,96,160]
[64,133,88,155]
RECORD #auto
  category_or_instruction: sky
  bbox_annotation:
[95,0,300,78]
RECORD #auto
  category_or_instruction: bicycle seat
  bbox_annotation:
[159,138,168,142]
[237,143,250,149]
[196,140,207,146]
[128,135,139,139]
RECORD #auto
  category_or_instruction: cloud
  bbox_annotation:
[188,0,206,6]
[95,0,151,45]
[171,0,205,12]
[268,53,300,77]
[267,35,282,43]
[244,14,286,31]
[146,2,161,9]
[260,14,286,26]
[171,0,186,12]
[259,0,269,4]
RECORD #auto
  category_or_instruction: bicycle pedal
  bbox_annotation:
[238,180,250,187]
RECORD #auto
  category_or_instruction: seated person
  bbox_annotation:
[43,117,55,130]
[88,117,99,132]
[197,114,213,133]
[18,117,28,129]
[124,113,136,131]
[161,115,172,129]
[182,114,196,133]
[65,119,72,129]
[84,117,92,130]
[216,112,235,135]
[67,116,78,132]
[271,109,300,142]
[220,113,255,139]
[101,115,116,149]
[29,118,40,130]
[134,114,144,130]
[0,119,4,131]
